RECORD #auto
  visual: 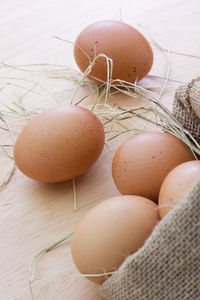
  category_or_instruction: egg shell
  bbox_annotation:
[71,195,159,284]
[112,132,195,202]
[74,20,153,84]
[158,160,200,219]
[14,104,105,183]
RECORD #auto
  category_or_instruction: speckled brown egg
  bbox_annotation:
[112,132,195,202]
[158,160,200,219]
[14,104,105,182]
[74,20,153,84]
[71,195,159,284]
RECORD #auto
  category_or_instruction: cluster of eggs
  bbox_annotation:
[71,132,197,283]
[13,20,199,284]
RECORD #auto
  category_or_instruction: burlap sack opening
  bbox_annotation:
[100,78,200,300]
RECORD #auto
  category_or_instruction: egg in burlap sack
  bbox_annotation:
[100,78,200,300]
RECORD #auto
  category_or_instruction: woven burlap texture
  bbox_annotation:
[100,179,200,300]
[173,77,200,143]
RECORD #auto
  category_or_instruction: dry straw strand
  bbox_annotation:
[29,232,73,298]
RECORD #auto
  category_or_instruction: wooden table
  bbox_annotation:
[1,0,200,299]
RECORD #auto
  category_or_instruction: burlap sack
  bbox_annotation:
[173,77,200,144]
[100,79,200,300]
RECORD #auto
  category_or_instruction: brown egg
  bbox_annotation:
[158,160,200,219]
[74,20,153,84]
[112,132,194,202]
[71,195,159,284]
[14,104,105,182]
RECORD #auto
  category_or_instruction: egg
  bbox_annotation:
[74,20,153,84]
[158,160,200,219]
[112,132,194,202]
[71,195,159,284]
[14,104,105,182]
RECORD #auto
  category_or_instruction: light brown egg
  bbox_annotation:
[158,160,200,219]
[112,132,194,202]
[14,104,105,183]
[74,20,153,84]
[71,195,159,284]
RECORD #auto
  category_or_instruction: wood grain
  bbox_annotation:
[0,0,200,299]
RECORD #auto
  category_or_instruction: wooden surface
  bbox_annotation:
[1,1,200,299]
